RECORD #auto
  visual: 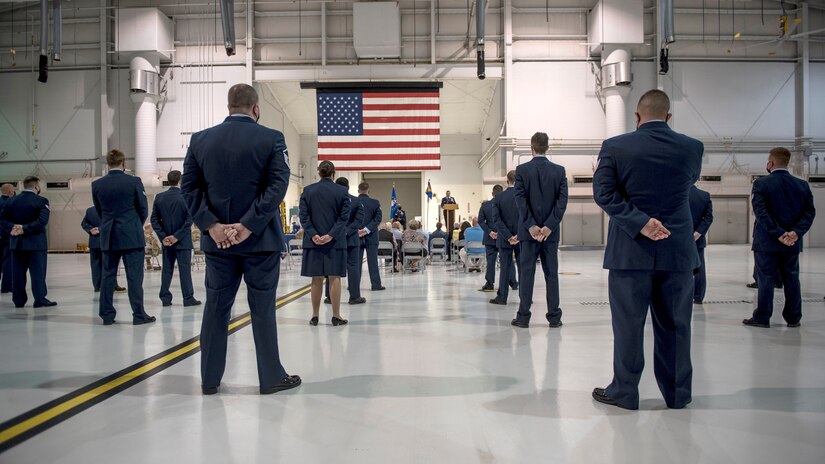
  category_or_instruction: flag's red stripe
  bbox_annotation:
[363,92,440,98]
[318,141,441,149]
[363,116,440,123]
[336,166,441,171]
[361,129,440,136]
[362,104,440,111]
[319,154,441,161]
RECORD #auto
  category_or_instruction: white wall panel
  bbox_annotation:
[662,62,795,139]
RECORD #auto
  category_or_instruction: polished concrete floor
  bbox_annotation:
[0,245,823,463]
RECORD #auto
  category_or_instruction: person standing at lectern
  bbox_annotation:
[441,191,457,260]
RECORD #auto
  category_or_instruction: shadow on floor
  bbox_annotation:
[300,374,518,398]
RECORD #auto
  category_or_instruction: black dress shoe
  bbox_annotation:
[489,298,507,305]
[742,318,770,328]
[134,315,157,326]
[323,297,331,304]
[349,297,366,305]
[548,320,563,328]
[693,299,703,305]
[331,316,348,326]
[162,302,173,307]
[94,288,100,293]
[479,285,495,292]
[746,282,758,289]
[787,322,801,328]
[260,375,302,394]
[309,316,319,326]
[510,284,519,291]
[33,300,57,308]
[511,319,529,328]
[202,386,219,395]
[184,300,202,307]
[14,304,25,308]
[592,387,618,406]
[103,319,116,326]
[371,286,386,291]
[114,286,127,293]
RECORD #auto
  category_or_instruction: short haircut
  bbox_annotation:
[637,89,670,119]
[167,170,182,186]
[335,177,349,188]
[436,222,443,229]
[531,132,549,154]
[358,181,369,193]
[409,220,420,230]
[227,84,258,112]
[506,170,516,184]
[23,176,40,189]
[770,147,792,167]
[106,149,126,167]
[318,160,335,178]
[492,184,503,195]
[0,183,15,195]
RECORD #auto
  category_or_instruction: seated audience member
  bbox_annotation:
[458,220,485,266]
[430,222,448,249]
[402,220,427,270]
[458,221,471,241]
[143,224,161,271]
[452,222,461,241]
[378,223,399,271]
[416,224,430,245]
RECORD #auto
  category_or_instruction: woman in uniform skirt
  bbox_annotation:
[299,161,351,326]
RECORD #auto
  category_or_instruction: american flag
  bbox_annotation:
[316,90,441,171]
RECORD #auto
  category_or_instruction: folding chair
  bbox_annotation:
[464,241,486,273]
[402,241,426,273]
[430,237,447,263]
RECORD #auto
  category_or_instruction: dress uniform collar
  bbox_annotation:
[637,121,670,131]
[225,115,256,124]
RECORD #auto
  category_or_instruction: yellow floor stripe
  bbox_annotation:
[0,285,312,447]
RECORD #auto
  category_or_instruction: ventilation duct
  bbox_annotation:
[53,0,61,61]
[37,0,47,82]
[219,0,236,56]
[601,47,632,138]
[660,0,675,45]
[476,0,486,80]
[130,54,160,178]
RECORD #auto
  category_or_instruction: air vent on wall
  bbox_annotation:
[45,181,71,190]
[573,176,594,184]
[809,176,825,183]
[162,180,171,187]
[700,175,722,182]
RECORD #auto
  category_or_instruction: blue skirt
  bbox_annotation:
[301,247,347,277]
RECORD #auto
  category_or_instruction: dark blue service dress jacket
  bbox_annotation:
[593,121,704,271]
[299,179,351,250]
[181,115,291,254]
[92,170,149,251]
[151,187,194,250]
[0,191,50,251]
[514,156,568,243]
[751,169,816,254]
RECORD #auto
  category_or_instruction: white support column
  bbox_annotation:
[98,0,108,176]
[321,2,327,67]
[246,0,254,83]
[430,0,436,65]
[793,1,811,176]
[502,0,513,173]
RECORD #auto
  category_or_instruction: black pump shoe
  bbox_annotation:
[331,316,348,326]
[309,316,319,326]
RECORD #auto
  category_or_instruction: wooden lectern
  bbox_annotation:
[442,204,458,236]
